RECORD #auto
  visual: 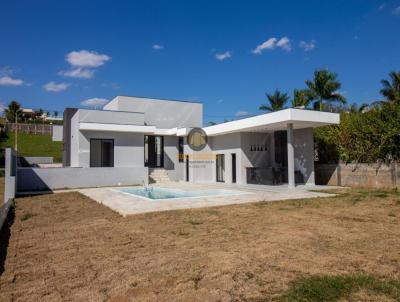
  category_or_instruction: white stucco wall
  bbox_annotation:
[70,111,80,167]
[73,131,144,168]
[210,133,242,184]
[293,127,315,185]
[104,96,203,128]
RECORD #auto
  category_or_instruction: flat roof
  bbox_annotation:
[110,95,202,104]
[203,108,339,136]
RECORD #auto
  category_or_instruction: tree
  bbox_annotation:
[54,111,58,118]
[5,100,22,122]
[380,71,400,103]
[292,89,311,108]
[314,101,400,163]
[347,102,369,113]
[259,89,289,112]
[305,69,346,111]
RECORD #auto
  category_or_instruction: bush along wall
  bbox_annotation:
[314,101,400,164]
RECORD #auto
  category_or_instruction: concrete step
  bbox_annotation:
[149,168,171,183]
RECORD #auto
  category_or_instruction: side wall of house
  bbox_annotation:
[69,110,80,167]
[77,131,144,168]
[210,133,242,184]
[104,96,203,128]
[62,108,78,167]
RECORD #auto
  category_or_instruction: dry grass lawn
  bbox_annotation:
[0,188,400,301]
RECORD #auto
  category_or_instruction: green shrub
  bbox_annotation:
[315,102,400,163]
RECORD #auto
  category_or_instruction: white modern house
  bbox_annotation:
[62,96,339,188]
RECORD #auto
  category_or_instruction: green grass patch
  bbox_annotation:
[0,132,62,162]
[278,274,400,301]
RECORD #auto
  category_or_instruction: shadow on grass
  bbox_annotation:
[277,274,400,302]
[0,203,15,275]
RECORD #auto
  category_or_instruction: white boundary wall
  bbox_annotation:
[17,167,148,191]
[0,148,17,230]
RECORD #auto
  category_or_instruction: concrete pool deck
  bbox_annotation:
[78,182,337,216]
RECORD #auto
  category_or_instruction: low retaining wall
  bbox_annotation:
[17,166,149,191]
[315,163,399,188]
[18,156,53,167]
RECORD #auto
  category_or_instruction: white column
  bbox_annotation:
[287,123,295,188]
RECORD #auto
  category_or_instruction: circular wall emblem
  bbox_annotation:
[187,128,208,151]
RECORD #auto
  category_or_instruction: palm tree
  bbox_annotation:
[292,89,311,108]
[259,89,289,112]
[5,100,22,122]
[380,71,400,103]
[305,69,346,111]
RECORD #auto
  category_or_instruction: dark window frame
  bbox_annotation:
[89,138,114,167]
[216,154,225,183]
[178,137,184,162]
[144,135,164,168]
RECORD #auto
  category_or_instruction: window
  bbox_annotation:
[178,137,184,162]
[90,139,114,167]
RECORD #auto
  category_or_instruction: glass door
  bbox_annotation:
[216,154,225,182]
[144,135,164,168]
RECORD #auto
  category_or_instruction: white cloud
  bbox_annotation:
[66,50,111,68]
[215,51,232,61]
[299,40,316,51]
[276,37,292,52]
[217,99,224,103]
[378,3,386,11]
[235,111,250,117]
[60,68,95,79]
[43,81,69,92]
[393,5,400,15]
[252,37,291,54]
[0,76,24,86]
[80,97,109,107]
[152,44,164,50]
[252,38,277,54]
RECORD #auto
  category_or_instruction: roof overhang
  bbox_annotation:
[79,123,190,136]
[79,123,156,133]
[203,108,339,136]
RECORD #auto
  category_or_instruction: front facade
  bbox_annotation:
[63,96,339,187]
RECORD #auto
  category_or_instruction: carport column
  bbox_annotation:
[287,123,295,189]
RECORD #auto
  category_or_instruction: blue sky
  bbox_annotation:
[0,0,399,124]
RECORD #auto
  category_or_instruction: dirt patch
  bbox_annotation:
[0,189,400,301]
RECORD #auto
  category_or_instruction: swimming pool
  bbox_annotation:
[116,187,247,200]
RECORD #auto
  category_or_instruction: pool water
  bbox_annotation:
[117,187,245,200]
